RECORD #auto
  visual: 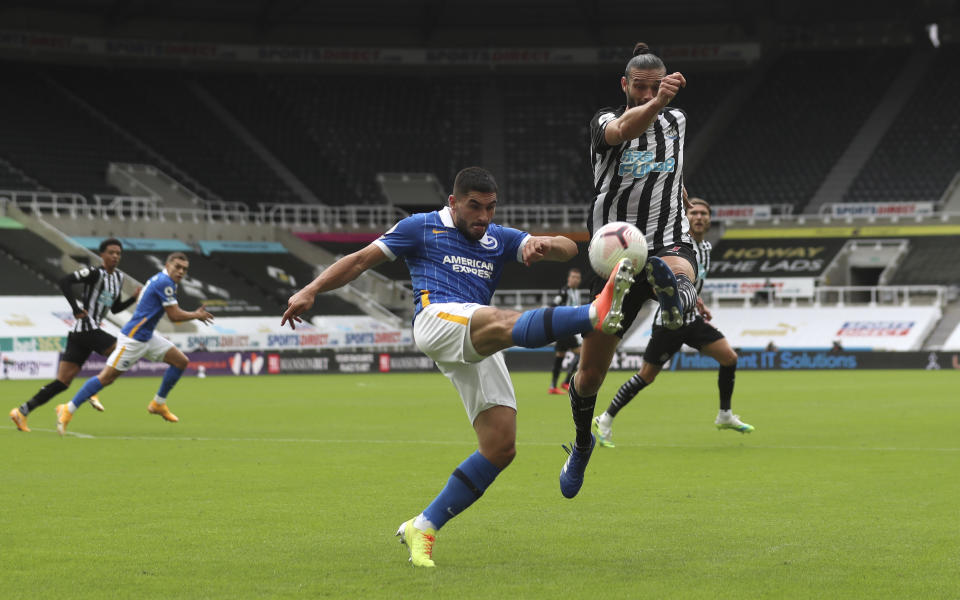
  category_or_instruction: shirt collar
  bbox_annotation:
[439,206,455,228]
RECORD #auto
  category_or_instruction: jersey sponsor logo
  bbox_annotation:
[617,150,676,178]
[479,234,498,250]
[442,255,494,279]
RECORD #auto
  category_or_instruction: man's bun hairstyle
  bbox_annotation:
[625,41,665,77]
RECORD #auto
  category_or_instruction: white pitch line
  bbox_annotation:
[14,430,960,453]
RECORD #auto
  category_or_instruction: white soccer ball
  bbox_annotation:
[587,222,648,277]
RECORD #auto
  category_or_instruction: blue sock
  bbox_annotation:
[511,305,592,348]
[422,451,501,530]
[69,377,103,409]
[157,366,184,399]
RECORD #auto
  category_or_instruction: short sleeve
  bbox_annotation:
[590,110,618,153]
[159,283,178,307]
[498,227,530,263]
[372,214,424,261]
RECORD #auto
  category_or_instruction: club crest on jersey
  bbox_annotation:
[664,122,679,140]
[479,234,498,250]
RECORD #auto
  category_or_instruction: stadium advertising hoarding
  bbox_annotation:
[0,30,759,66]
[708,238,846,278]
[621,306,942,352]
[711,205,772,220]
[826,202,936,218]
[0,351,59,379]
[702,278,816,299]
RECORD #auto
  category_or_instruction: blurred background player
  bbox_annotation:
[9,238,139,432]
[56,252,214,435]
[549,267,583,394]
[565,42,697,493]
[281,167,634,567]
[593,197,753,448]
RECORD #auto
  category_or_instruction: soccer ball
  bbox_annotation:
[587,222,648,277]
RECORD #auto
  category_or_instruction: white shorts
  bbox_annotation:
[106,333,175,372]
[414,302,517,423]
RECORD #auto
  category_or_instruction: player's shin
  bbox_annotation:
[69,377,103,411]
[568,378,596,451]
[155,365,184,401]
[420,451,501,530]
[22,379,68,414]
[511,306,592,348]
[718,363,736,411]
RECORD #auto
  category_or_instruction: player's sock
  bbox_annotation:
[568,378,596,451]
[551,355,564,388]
[22,379,68,415]
[69,377,103,411]
[607,373,649,417]
[511,306,591,348]
[421,451,501,531]
[563,354,580,385]
[676,273,698,315]
[157,366,184,399]
[718,363,736,411]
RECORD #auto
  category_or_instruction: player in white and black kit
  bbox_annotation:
[549,268,583,394]
[9,238,140,432]
[593,198,754,448]
[562,43,702,493]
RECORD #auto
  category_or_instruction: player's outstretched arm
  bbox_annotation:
[522,235,578,266]
[605,72,686,145]
[111,286,142,313]
[281,244,389,330]
[164,303,214,325]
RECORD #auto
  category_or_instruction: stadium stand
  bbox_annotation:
[843,46,960,204]
[688,48,908,211]
[0,228,72,285]
[201,73,484,206]
[889,238,960,286]
[0,251,58,295]
[48,66,297,207]
[0,155,46,191]
[0,65,151,195]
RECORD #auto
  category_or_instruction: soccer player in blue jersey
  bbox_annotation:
[56,252,214,435]
[281,167,636,567]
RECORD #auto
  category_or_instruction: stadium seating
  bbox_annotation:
[0,65,151,195]
[0,228,72,285]
[889,238,960,286]
[688,49,907,211]
[0,251,58,295]
[49,66,298,207]
[201,72,484,206]
[843,46,960,204]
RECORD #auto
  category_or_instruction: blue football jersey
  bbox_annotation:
[373,207,530,317]
[121,270,179,341]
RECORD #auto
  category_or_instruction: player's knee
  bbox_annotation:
[575,364,606,395]
[720,353,738,368]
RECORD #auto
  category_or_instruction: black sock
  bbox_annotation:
[22,379,69,415]
[563,355,580,385]
[568,378,596,451]
[676,273,698,314]
[718,363,736,411]
[551,355,564,387]
[607,373,649,417]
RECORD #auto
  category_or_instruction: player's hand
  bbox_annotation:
[656,72,686,107]
[194,305,215,325]
[281,288,315,330]
[133,286,142,299]
[522,237,549,266]
[696,297,712,321]
[73,309,88,319]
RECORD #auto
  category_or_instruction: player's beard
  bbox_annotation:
[455,218,487,241]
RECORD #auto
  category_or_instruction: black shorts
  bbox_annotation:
[589,243,699,338]
[555,336,581,352]
[61,329,117,366]
[642,317,725,366]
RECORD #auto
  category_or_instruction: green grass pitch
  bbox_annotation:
[2,369,958,599]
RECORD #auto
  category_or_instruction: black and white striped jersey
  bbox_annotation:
[66,266,126,332]
[693,238,711,294]
[552,286,582,308]
[589,105,692,250]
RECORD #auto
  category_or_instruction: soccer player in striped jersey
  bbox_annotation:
[593,198,754,448]
[56,252,214,435]
[548,267,583,394]
[9,238,139,432]
[564,42,702,491]
[280,167,635,567]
